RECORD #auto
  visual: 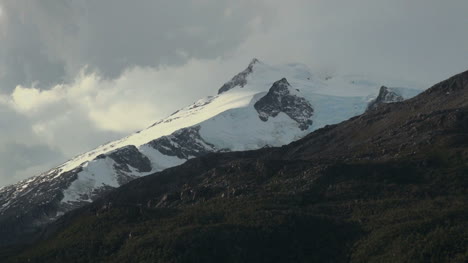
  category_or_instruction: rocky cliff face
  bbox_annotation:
[147,126,221,159]
[99,145,152,185]
[218,58,259,94]
[366,86,404,111]
[254,78,314,130]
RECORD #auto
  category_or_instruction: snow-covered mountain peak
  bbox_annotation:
[366,86,407,111]
[271,77,290,89]
[0,59,426,246]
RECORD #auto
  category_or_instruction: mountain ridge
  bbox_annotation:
[0,59,422,247]
[9,69,467,263]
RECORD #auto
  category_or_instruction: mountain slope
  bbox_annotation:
[0,59,422,247]
[8,70,468,263]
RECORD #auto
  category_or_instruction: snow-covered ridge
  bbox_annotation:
[0,59,425,240]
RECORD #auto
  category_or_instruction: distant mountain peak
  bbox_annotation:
[249,57,260,66]
[218,58,262,94]
[366,86,404,111]
[275,77,289,86]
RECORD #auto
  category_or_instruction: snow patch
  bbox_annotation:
[138,145,185,172]
[61,157,120,204]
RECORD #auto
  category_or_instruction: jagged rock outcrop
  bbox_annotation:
[254,78,314,130]
[106,145,152,173]
[98,145,152,185]
[366,86,404,111]
[147,126,220,159]
[218,58,259,94]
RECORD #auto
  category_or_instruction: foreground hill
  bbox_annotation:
[6,71,467,262]
[0,59,420,247]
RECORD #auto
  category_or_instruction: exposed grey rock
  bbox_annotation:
[147,126,220,159]
[100,145,152,185]
[367,86,404,111]
[218,58,259,94]
[254,78,314,130]
[107,145,151,173]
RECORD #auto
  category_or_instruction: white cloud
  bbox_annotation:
[4,58,238,130]
[11,84,63,113]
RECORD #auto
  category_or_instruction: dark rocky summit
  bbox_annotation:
[254,78,314,130]
[366,85,404,111]
[218,58,259,94]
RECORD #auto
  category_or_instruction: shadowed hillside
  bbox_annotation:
[6,71,468,262]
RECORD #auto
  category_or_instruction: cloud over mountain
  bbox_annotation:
[0,0,467,186]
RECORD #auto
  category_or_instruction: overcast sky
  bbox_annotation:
[0,0,467,187]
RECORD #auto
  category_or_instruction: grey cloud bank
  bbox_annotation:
[0,0,269,89]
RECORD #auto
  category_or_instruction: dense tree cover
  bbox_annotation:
[7,150,467,262]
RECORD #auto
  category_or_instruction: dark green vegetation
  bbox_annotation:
[5,71,468,262]
[9,157,467,263]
